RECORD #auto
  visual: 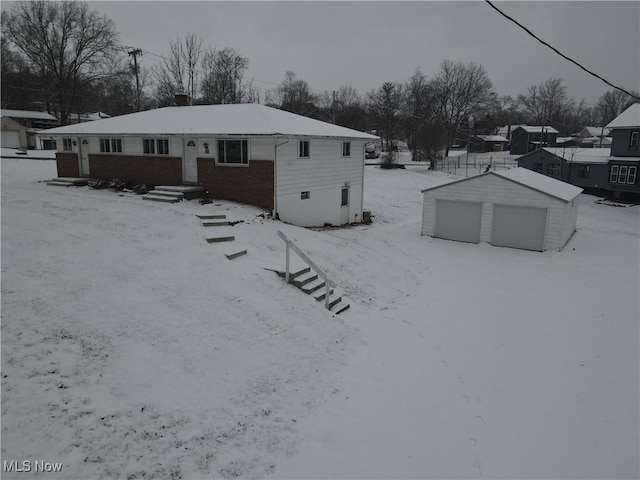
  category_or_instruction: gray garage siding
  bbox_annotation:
[422,174,571,251]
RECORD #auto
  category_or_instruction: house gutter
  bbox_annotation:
[273,137,289,219]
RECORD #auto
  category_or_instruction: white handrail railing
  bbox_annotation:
[277,230,336,308]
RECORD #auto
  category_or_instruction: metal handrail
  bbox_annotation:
[277,230,336,308]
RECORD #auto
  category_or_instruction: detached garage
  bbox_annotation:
[421,168,583,251]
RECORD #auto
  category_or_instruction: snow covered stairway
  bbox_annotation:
[198,213,247,260]
[144,185,207,203]
[276,231,350,315]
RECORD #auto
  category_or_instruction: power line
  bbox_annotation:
[484,0,640,101]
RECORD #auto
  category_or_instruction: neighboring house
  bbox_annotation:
[604,103,640,198]
[40,102,378,227]
[578,126,611,140]
[517,147,611,193]
[555,136,580,148]
[468,134,509,153]
[421,167,582,252]
[509,126,559,155]
[1,116,29,149]
[579,136,612,148]
[0,109,60,149]
[67,112,111,124]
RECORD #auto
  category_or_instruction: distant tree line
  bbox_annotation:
[2,0,638,159]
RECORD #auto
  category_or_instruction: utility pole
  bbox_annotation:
[128,48,143,111]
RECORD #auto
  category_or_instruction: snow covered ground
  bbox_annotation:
[1,156,638,479]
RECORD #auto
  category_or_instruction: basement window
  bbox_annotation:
[301,191,310,200]
[299,140,310,158]
[99,138,122,153]
[342,141,351,157]
[217,139,248,164]
[630,131,639,150]
[627,166,637,184]
[62,138,73,152]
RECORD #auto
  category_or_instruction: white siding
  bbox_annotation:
[422,173,576,251]
[250,137,275,160]
[170,138,182,157]
[276,138,365,226]
[124,137,141,156]
[197,137,216,158]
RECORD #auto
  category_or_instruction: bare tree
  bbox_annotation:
[367,81,404,156]
[153,35,202,105]
[595,89,639,125]
[317,85,367,131]
[432,60,495,157]
[3,0,120,124]
[402,69,445,166]
[200,47,249,104]
[271,71,318,117]
[518,77,568,129]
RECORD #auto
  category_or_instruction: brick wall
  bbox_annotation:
[56,152,79,177]
[198,159,274,210]
[89,154,183,186]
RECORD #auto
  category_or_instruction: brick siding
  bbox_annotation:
[89,154,183,186]
[56,152,80,177]
[198,159,274,210]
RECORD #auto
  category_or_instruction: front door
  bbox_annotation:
[78,138,90,176]
[340,186,350,225]
[184,138,198,183]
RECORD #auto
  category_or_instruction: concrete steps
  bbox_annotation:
[143,193,181,203]
[144,185,208,203]
[225,250,247,260]
[275,267,350,315]
[47,177,91,187]
[206,236,235,243]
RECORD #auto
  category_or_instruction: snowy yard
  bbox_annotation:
[1,156,638,479]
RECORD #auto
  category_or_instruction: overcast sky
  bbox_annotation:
[5,1,640,104]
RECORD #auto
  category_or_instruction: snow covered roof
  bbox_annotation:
[41,104,379,139]
[515,125,560,134]
[580,136,612,145]
[542,147,611,164]
[605,103,640,129]
[422,167,582,202]
[555,136,578,144]
[582,126,611,136]
[1,109,57,121]
[477,135,508,142]
[494,167,583,201]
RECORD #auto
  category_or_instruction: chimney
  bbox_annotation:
[175,93,189,107]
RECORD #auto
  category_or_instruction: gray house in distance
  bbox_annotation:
[517,148,610,193]
[605,103,640,198]
[510,126,559,155]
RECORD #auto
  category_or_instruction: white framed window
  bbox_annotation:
[609,165,619,183]
[619,165,628,184]
[342,141,351,157]
[630,131,639,149]
[341,187,349,207]
[217,139,248,164]
[301,191,310,200]
[62,138,73,152]
[627,166,637,184]
[99,138,122,153]
[299,140,310,158]
[143,139,170,155]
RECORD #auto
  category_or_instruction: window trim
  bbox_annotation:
[627,166,637,184]
[299,140,310,158]
[62,137,73,152]
[143,138,170,156]
[609,165,619,183]
[301,191,310,200]
[216,138,249,166]
[99,137,122,154]
[341,187,349,207]
[618,165,628,184]
[342,141,351,157]
[630,131,639,149]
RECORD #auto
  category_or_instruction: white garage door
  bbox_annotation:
[2,131,21,148]
[435,200,482,244]
[492,204,548,251]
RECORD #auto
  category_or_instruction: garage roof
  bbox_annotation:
[422,167,583,202]
[40,104,379,139]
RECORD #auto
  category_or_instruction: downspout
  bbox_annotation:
[360,140,366,223]
[274,138,289,219]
